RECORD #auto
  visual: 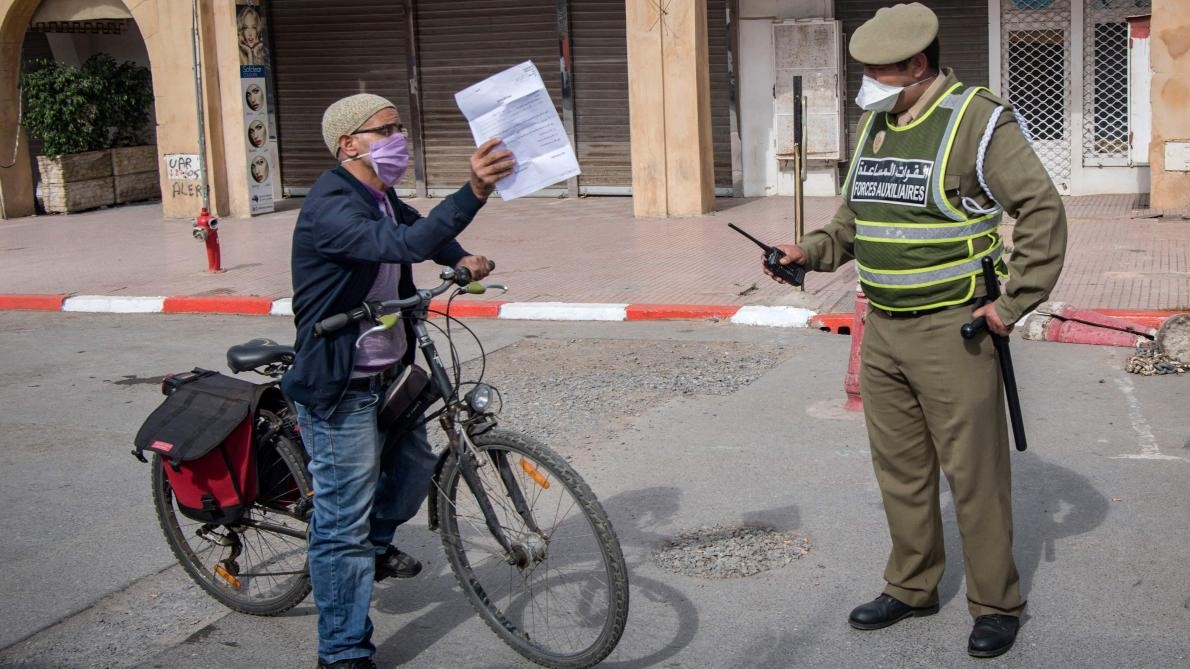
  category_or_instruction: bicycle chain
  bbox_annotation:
[1126,341,1190,376]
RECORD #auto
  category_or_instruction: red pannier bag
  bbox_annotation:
[133,369,260,524]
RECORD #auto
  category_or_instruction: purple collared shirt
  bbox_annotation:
[352,183,406,377]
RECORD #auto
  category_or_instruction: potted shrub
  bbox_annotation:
[22,54,157,213]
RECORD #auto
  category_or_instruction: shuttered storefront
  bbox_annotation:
[568,0,733,192]
[270,1,735,196]
[416,0,561,192]
[268,1,413,192]
[837,0,989,161]
[570,0,631,190]
[707,0,732,190]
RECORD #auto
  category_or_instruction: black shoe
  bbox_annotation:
[968,614,1020,658]
[374,545,422,581]
[848,593,940,630]
[316,657,377,669]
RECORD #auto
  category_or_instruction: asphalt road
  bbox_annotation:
[0,312,1186,668]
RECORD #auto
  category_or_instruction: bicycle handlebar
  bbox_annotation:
[313,262,495,337]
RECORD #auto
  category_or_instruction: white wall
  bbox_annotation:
[738,0,837,196]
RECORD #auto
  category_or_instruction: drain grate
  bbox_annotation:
[654,525,811,579]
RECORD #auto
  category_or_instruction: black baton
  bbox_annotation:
[961,256,1028,452]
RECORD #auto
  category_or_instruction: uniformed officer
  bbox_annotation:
[766,2,1067,659]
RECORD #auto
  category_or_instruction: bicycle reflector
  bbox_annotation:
[520,458,551,489]
[213,564,242,590]
[465,383,494,413]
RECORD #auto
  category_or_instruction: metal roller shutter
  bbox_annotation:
[570,0,631,189]
[269,1,414,192]
[837,0,989,161]
[708,0,732,189]
[416,0,561,192]
[569,0,732,192]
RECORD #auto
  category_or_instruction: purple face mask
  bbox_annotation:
[345,132,409,187]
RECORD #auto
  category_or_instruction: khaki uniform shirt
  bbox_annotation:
[799,68,1068,323]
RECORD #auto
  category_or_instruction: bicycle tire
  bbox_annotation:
[437,429,629,668]
[152,423,312,615]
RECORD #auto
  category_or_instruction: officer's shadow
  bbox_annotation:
[372,486,700,668]
[935,451,1110,611]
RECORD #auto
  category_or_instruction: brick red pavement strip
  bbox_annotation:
[3,293,1184,332]
[162,295,274,315]
[625,304,741,321]
[0,294,66,310]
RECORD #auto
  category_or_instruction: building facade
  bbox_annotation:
[1,0,1187,220]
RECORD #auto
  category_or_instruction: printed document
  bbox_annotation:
[455,61,581,200]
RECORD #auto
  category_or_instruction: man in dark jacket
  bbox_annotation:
[282,93,513,669]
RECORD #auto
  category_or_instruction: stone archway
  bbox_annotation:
[0,0,166,218]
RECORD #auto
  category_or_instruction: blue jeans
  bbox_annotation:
[294,381,437,663]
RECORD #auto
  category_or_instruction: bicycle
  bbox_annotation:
[145,266,630,668]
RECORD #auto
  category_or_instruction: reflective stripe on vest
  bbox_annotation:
[855,212,1001,243]
[931,87,987,221]
[857,238,1002,288]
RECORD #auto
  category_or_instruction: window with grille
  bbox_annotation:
[1083,0,1151,166]
[1007,30,1065,141]
[1001,0,1072,184]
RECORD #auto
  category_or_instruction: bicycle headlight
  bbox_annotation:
[465,383,495,413]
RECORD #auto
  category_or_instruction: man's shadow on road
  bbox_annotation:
[935,452,1110,613]
[372,486,702,668]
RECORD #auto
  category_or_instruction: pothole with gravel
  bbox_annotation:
[654,525,812,579]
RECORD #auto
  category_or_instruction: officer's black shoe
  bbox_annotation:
[374,545,422,581]
[316,657,377,669]
[848,593,940,630]
[968,614,1020,658]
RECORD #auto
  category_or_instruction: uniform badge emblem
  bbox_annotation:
[873,130,886,154]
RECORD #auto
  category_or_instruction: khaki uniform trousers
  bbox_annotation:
[860,304,1026,618]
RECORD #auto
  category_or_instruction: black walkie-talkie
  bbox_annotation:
[728,223,806,287]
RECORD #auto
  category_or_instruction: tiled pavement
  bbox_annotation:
[1,193,1187,314]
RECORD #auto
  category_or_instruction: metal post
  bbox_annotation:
[190,0,221,272]
[557,0,578,197]
[191,0,209,211]
[793,75,805,291]
[403,0,428,198]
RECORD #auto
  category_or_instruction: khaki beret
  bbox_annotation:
[321,93,395,157]
[849,2,939,65]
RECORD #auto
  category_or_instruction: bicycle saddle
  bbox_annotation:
[226,338,295,373]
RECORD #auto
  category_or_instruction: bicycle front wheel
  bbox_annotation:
[437,429,629,668]
[152,428,312,615]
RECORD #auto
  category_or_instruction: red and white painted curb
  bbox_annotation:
[1,293,818,327]
[1,293,1183,333]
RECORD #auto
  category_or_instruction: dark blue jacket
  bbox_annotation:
[282,167,484,419]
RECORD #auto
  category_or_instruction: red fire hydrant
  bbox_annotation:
[192,207,223,272]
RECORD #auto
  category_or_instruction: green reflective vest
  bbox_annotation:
[843,82,1006,312]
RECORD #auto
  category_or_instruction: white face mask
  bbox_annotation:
[854,74,936,112]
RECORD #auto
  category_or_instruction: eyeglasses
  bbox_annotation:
[353,123,406,138]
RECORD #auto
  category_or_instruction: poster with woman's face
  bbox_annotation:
[251,156,270,183]
[244,84,264,112]
[248,120,267,148]
[237,6,266,67]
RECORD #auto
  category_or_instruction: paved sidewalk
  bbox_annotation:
[1,193,1187,315]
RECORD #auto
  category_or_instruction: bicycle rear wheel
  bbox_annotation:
[152,421,312,615]
[437,429,629,668]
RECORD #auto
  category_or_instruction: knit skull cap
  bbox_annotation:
[321,93,396,157]
[849,2,939,66]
